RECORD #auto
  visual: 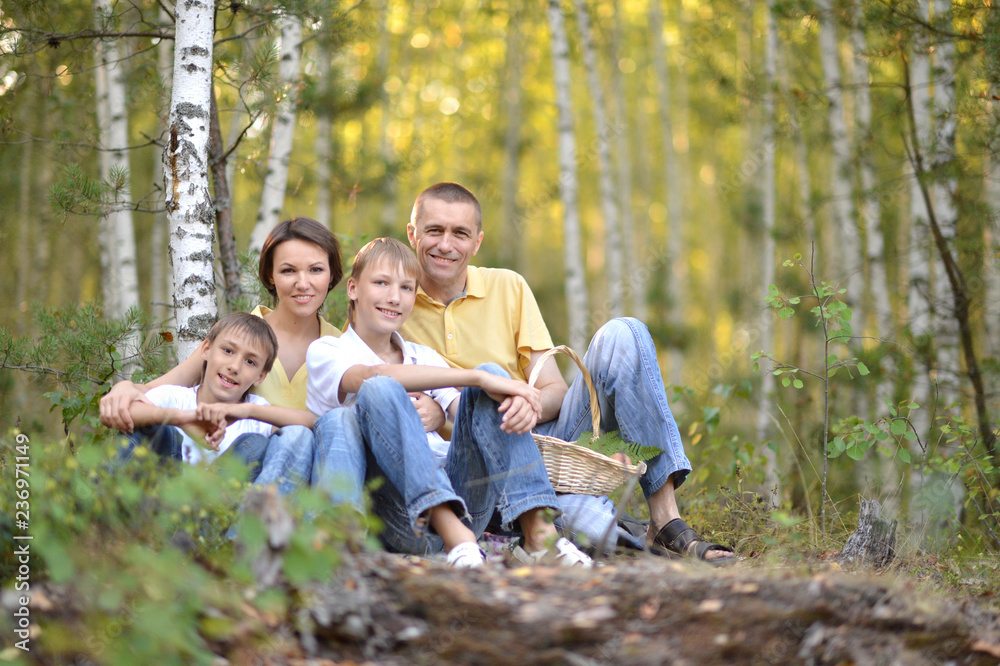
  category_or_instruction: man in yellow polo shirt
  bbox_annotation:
[400,182,734,564]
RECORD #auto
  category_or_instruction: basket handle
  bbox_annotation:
[527,345,601,438]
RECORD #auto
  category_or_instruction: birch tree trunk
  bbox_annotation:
[501,11,524,273]
[94,0,140,318]
[650,0,684,384]
[758,0,780,506]
[548,0,590,353]
[377,3,396,235]
[610,0,640,319]
[315,52,334,230]
[906,0,934,528]
[817,0,862,321]
[166,0,219,360]
[151,4,173,324]
[249,15,304,253]
[575,0,622,321]
[929,0,960,410]
[985,151,1000,357]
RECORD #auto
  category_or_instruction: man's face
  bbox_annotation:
[407,198,483,289]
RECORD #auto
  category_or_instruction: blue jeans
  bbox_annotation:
[537,318,692,550]
[311,369,561,555]
[119,425,269,479]
[254,425,315,495]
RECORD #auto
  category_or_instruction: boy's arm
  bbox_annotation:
[101,348,204,432]
[128,400,222,449]
[195,402,316,430]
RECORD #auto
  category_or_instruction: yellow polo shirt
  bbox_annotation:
[400,266,553,381]
[249,305,342,410]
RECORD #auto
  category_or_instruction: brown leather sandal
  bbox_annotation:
[649,518,737,566]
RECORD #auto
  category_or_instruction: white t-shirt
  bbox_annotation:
[144,385,273,466]
[306,326,461,459]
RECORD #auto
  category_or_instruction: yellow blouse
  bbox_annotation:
[249,304,342,410]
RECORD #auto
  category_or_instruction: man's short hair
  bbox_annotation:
[410,182,482,231]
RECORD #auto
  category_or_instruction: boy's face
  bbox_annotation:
[198,332,270,403]
[347,259,417,338]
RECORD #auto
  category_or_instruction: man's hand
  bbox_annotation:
[477,373,542,435]
[100,381,152,433]
[409,392,446,432]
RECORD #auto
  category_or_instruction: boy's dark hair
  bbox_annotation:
[201,313,278,402]
[257,217,344,305]
[347,238,419,326]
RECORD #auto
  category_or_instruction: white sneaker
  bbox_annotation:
[505,537,593,568]
[446,542,486,568]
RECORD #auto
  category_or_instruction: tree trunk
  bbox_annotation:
[548,0,590,353]
[575,0,623,321]
[94,0,140,320]
[906,0,934,526]
[500,11,524,274]
[984,151,1000,357]
[757,0,780,507]
[837,498,897,569]
[150,4,172,324]
[316,52,334,231]
[209,85,243,311]
[610,0,640,320]
[165,0,219,361]
[817,0,862,321]
[249,15,304,253]
[650,0,684,384]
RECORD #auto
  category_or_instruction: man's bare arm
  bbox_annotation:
[524,350,568,424]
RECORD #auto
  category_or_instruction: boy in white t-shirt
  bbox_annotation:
[307,239,591,568]
[119,313,316,475]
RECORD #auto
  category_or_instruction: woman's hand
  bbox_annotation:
[409,392,446,432]
[99,381,151,433]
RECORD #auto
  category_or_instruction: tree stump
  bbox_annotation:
[838,498,897,569]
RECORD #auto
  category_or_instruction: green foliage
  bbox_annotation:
[572,430,662,463]
[0,430,368,664]
[48,164,133,218]
[0,303,171,439]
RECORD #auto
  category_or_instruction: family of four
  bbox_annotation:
[101,182,735,568]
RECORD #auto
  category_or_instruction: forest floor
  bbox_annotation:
[227,547,1000,665]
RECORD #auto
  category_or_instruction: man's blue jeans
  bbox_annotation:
[536,318,692,552]
[311,368,561,555]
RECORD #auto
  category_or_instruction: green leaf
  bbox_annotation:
[782,376,791,387]
[779,306,794,319]
[908,402,919,410]
[788,297,801,305]
[792,379,803,389]
[904,430,917,441]
[857,361,870,376]
[898,449,911,464]
[827,354,838,365]
[846,445,865,460]
[890,420,906,436]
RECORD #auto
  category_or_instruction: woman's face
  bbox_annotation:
[270,239,331,319]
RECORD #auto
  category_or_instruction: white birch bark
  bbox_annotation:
[985,152,1000,357]
[94,30,118,314]
[929,0,960,410]
[94,0,139,319]
[650,0,684,383]
[165,0,218,360]
[575,0,623,321]
[758,0,780,506]
[315,52,334,230]
[610,0,640,319]
[249,15,304,252]
[907,0,933,528]
[817,0,862,321]
[151,4,173,323]
[548,0,590,353]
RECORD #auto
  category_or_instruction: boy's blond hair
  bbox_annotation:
[347,238,419,325]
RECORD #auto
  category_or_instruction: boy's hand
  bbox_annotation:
[409,392,446,432]
[174,410,222,451]
[100,381,152,433]
[193,403,251,450]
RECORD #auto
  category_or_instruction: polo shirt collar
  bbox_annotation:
[416,266,485,305]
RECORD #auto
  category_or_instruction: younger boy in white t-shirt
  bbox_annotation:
[120,313,315,475]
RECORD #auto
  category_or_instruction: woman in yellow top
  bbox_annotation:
[100,218,445,492]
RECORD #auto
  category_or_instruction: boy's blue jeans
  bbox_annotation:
[118,425,269,479]
[312,367,561,555]
[539,317,693,553]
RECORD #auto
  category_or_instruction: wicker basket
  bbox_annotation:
[529,345,646,496]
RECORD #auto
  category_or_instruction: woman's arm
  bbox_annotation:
[100,347,204,432]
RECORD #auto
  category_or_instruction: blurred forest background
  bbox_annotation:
[2,0,999,551]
